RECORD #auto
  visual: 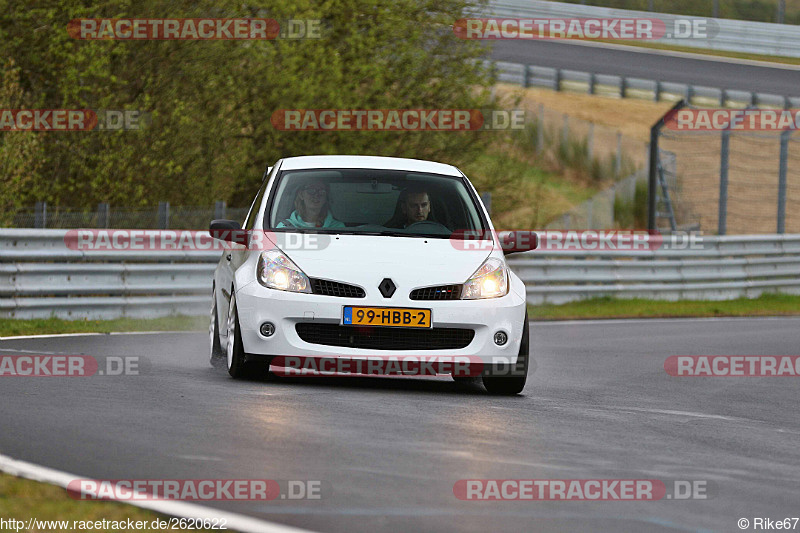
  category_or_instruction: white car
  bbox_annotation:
[209,155,531,394]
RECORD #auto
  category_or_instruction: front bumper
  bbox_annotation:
[234,275,527,366]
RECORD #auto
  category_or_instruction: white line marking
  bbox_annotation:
[521,38,800,71]
[531,316,800,326]
[0,331,198,341]
[0,453,316,533]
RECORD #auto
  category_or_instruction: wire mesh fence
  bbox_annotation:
[657,128,799,234]
[7,203,250,230]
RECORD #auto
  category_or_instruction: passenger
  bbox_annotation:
[277,181,345,229]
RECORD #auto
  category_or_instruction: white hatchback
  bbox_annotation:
[209,155,532,394]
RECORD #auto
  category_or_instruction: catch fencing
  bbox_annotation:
[1,230,799,318]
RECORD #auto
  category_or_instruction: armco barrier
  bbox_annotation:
[482,0,800,58]
[1,230,799,318]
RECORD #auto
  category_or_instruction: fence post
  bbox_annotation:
[720,89,727,107]
[34,201,47,229]
[588,72,596,95]
[718,130,730,235]
[686,85,694,104]
[97,202,110,228]
[554,68,562,91]
[536,104,545,154]
[158,201,170,229]
[615,132,622,177]
[654,80,661,102]
[214,201,226,220]
[620,77,627,98]
[524,65,532,88]
[777,130,790,234]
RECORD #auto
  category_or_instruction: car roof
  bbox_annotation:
[278,155,463,177]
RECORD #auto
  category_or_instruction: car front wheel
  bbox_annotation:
[225,292,256,379]
[482,312,529,395]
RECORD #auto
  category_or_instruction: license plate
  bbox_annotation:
[342,306,431,328]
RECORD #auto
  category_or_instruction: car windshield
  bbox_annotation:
[266,168,488,239]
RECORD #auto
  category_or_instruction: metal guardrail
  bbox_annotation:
[509,234,800,304]
[1,230,799,318]
[491,60,800,108]
[483,0,800,58]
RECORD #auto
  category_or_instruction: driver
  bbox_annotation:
[386,186,433,228]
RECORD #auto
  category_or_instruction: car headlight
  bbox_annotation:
[257,250,311,293]
[462,257,508,299]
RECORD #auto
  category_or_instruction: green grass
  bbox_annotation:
[0,473,224,532]
[529,293,800,320]
[0,315,206,337]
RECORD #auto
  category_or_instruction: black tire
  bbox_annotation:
[482,312,529,395]
[209,289,226,369]
[225,293,256,379]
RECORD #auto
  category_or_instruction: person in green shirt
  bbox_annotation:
[277,181,345,229]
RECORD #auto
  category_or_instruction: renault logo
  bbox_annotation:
[378,278,396,298]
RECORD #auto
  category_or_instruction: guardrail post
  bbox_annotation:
[554,68,562,91]
[158,201,170,229]
[720,89,727,107]
[214,201,226,220]
[686,85,694,104]
[750,92,757,107]
[620,77,627,98]
[588,72,596,95]
[654,81,661,102]
[97,202,110,228]
[784,96,790,110]
[718,130,730,235]
[777,130,790,234]
[524,65,532,88]
[34,202,47,229]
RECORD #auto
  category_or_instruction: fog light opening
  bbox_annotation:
[494,331,508,346]
[260,322,276,337]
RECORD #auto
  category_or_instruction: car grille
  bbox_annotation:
[310,278,365,298]
[409,284,462,301]
[295,323,475,350]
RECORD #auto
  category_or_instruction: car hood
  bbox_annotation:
[275,234,493,292]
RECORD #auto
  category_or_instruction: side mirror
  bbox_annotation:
[209,219,247,245]
[498,231,538,255]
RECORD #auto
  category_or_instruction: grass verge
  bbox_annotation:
[529,293,800,320]
[0,316,206,337]
[0,472,223,532]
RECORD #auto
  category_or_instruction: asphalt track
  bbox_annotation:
[490,40,800,97]
[1,317,799,533]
